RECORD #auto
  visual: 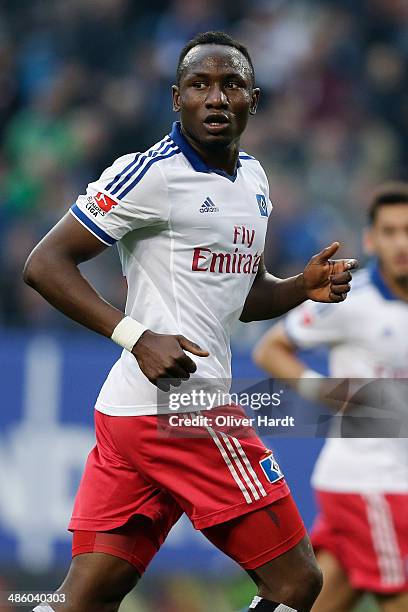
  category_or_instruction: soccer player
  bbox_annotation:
[253,183,408,612]
[24,32,357,612]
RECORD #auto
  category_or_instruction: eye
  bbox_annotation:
[192,82,206,89]
[382,227,395,236]
[226,81,239,89]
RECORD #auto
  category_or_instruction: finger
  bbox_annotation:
[330,271,352,284]
[332,259,359,274]
[314,242,340,263]
[178,335,209,357]
[169,378,183,388]
[346,259,358,270]
[176,352,198,374]
[330,283,350,295]
[329,292,345,303]
[155,378,171,392]
[166,363,191,380]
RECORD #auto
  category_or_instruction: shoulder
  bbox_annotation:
[96,135,181,200]
[239,151,264,174]
[350,268,371,291]
[312,269,373,316]
[344,268,378,307]
[239,151,269,186]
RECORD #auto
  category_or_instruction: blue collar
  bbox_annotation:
[170,121,241,181]
[369,261,399,301]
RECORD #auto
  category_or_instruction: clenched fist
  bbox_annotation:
[302,242,358,303]
[132,331,209,390]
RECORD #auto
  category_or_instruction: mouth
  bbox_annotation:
[203,114,230,134]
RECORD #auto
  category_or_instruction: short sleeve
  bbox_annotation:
[285,300,348,349]
[258,163,273,217]
[70,152,169,246]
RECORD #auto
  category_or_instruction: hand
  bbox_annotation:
[302,242,358,303]
[132,330,209,390]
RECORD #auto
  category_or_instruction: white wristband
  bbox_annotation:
[111,316,148,352]
[296,368,324,402]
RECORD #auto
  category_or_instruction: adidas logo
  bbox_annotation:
[200,196,219,213]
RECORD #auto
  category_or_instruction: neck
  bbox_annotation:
[181,125,240,175]
[380,265,408,302]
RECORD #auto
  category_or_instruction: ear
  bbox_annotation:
[250,87,261,115]
[172,85,181,112]
[363,226,375,256]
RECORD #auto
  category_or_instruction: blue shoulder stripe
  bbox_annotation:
[106,136,170,191]
[111,141,178,197]
[239,154,256,160]
[70,204,117,246]
[105,152,142,192]
[106,137,172,195]
[116,149,180,198]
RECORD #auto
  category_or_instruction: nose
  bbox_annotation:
[205,84,228,109]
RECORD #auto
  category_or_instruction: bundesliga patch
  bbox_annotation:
[256,194,268,217]
[259,451,284,484]
[95,192,117,212]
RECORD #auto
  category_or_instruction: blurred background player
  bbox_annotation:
[253,183,408,612]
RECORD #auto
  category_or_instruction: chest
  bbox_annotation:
[351,300,408,371]
[167,170,269,253]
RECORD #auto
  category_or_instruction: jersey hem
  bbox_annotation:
[94,403,239,416]
[95,403,189,416]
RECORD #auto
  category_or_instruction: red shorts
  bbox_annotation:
[312,490,408,594]
[70,406,305,573]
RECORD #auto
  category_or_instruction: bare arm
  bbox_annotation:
[23,214,208,389]
[253,322,349,410]
[240,258,307,322]
[252,322,306,379]
[240,243,358,322]
[23,213,124,336]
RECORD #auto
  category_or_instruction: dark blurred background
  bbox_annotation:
[1,0,406,332]
[0,1,406,610]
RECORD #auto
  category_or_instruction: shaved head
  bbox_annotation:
[177,31,255,86]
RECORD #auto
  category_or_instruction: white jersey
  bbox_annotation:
[71,122,272,416]
[285,266,408,493]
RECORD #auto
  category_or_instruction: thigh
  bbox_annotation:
[203,496,321,609]
[311,550,361,612]
[57,511,182,612]
[72,511,182,576]
[202,493,306,570]
[53,552,139,612]
[377,593,408,612]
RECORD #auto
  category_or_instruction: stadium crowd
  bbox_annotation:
[0,0,407,336]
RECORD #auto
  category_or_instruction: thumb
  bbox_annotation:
[177,335,209,357]
[314,241,340,263]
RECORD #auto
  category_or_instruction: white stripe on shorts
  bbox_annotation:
[219,432,261,501]
[364,493,405,586]
[207,426,268,504]
[206,425,252,504]
[230,435,268,497]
